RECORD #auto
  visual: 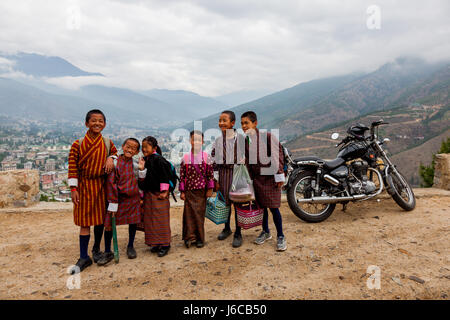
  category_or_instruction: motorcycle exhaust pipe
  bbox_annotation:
[323,174,339,186]
[297,194,366,204]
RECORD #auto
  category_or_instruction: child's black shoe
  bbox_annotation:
[218,228,232,240]
[127,247,137,259]
[157,246,170,257]
[184,240,192,248]
[70,257,93,274]
[92,247,103,263]
[97,252,114,266]
[150,246,160,253]
[195,240,204,248]
[232,233,243,248]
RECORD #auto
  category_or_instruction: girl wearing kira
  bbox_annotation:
[138,136,172,257]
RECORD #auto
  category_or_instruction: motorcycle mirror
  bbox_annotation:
[331,133,339,140]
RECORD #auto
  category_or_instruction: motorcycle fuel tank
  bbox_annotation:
[337,141,367,161]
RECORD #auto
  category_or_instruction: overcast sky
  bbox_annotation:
[0,0,449,96]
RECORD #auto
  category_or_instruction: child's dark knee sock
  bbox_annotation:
[262,208,270,233]
[104,230,113,253]
[234,209,241,235]
[79,234,90,259]
[270,208,284,237]
[128,224,137,248]
[93,224,104,251]
[224,210,232,231]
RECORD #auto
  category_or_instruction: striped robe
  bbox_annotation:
[105,155,142,231]
[245,129,285,208]
[68,132,117,227]
[211,130,245,206]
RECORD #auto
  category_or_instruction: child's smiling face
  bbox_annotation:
[141,141,154,157]
[241,116,257,135]
[85,113,106,134]
[122,140,140,159]
[219,113,235,132]
[190,133,204,153]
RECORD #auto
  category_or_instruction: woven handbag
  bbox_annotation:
[205,191,231,225]
[236,202,263,229]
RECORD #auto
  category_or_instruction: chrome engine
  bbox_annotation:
[349,161,377,195]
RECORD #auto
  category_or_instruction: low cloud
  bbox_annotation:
[0,0,448,96]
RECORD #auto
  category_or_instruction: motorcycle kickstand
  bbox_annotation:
[342,203,348,212]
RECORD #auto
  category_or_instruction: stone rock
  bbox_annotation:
[391,276,402,285]
[434,154,450,190]
[408,275,425,284]
[0,170,39,208]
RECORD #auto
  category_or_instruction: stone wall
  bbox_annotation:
[0,170,40,208]
[433,154,450,190]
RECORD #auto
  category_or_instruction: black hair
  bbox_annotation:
[190,130,204,138]
[142,136,162,155]
[221,110,236,123]
[241,111,257,123]
[85,109,106,123]
[123,137,140,150]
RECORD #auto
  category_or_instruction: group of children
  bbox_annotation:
[69,109,287,274]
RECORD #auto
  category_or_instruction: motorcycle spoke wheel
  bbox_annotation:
[295,176,330,216]
[391,172,413,203]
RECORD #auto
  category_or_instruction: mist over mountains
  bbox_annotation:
[0,53,448,136]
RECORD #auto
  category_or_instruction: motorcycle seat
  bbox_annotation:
[294,156,322,162]
[295,156,345,170]
[324,157,345,170]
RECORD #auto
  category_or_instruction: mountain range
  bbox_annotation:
[0,52,260,127]
[191,57,449,141]
[0,53,448,137]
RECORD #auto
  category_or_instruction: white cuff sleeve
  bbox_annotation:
[138,169,147,179]
[109,155,118,159]
[68,178,78,187]
[108,203,118,212]
[213,171,219,181]
[274,173,285,183]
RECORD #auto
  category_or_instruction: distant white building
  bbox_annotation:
[24,162,33,170]
[1,160,17,171]
[45,159,56,171]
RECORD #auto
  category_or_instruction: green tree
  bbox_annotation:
[419,137,450,187]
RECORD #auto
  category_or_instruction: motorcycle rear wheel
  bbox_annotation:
[287,170,336,223]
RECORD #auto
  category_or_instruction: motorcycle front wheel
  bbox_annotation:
[287,170,336,223]
[386,168,416,211]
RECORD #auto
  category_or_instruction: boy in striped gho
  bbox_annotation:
[241,111,287,251]
[97,138,142,266]
[68,110,118,274]
[211,110,246,248]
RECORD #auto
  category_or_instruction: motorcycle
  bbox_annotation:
[283,120,416,223]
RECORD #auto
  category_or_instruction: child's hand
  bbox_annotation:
[276,182,284,189]
[138,157,145,170]
[108,211,116,217]
[158,190,169,199]
[104,157,114,174]
[180,192,185,201]
[206,189,213,198]
[71,189,79,205]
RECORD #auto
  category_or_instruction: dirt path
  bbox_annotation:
[0,189,449,300]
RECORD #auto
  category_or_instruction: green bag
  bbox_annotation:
[206,191,231,225]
